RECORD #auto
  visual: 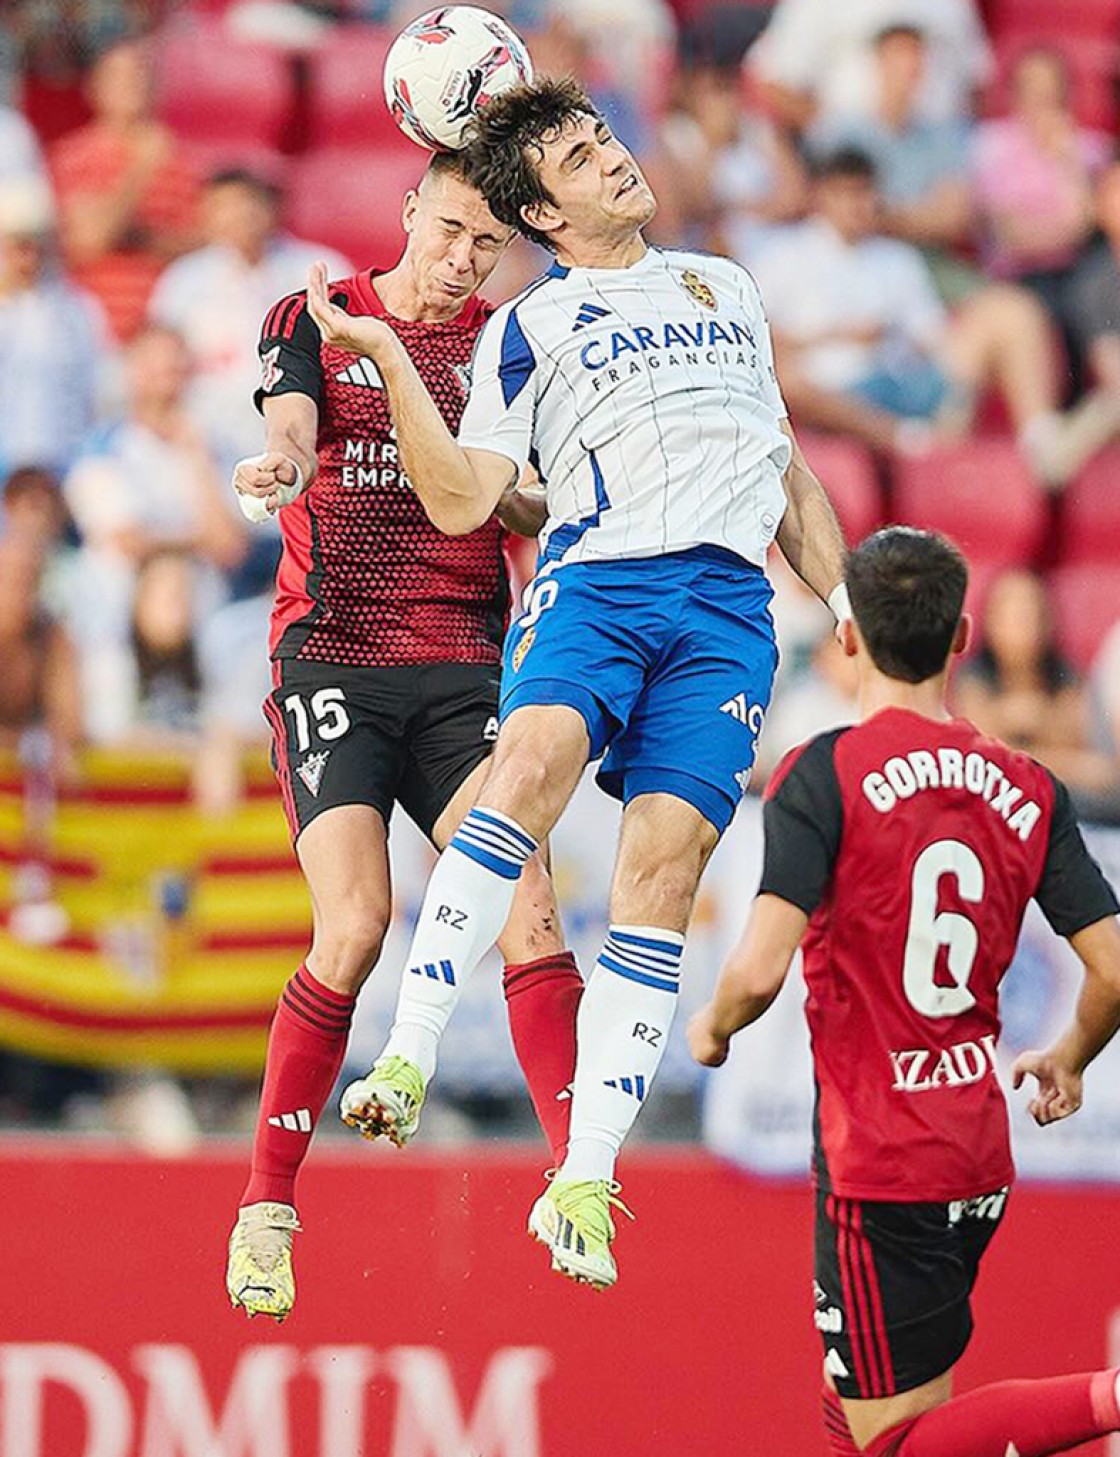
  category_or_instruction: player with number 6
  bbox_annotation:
[690,527,1120,1457]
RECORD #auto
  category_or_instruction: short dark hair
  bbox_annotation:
[461,76,599,250]
[204,167,282,204]
[847,527,968,684]
[423,147,475,187]
[812,146,878,185]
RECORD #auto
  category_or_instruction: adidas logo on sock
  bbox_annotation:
[335,358,383,388]
[268,1108,312,1132]
[604,1075,646,1101]
[555,1083,573,1102]
[409,959,456,985]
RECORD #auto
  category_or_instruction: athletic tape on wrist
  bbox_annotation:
[234,455,305,523]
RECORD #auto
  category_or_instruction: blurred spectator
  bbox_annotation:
[953,569,1118,807]
[0,534,82,778]
[81,546,202,747]
[1092,622,1120,777]
[971,47,1109,355]
[754,628,859,785]
[748,149,1078,484]
[808,25,976,299]
[2,466,78,618]
[649,60,806,252]
[0,176,110,477]
[0,102,48,185]
[749,0,991,133]
[148,167,350,477]
[49,31,199,341]
[1056,163,1120,468]
[63,323,246,656]
[192,590,273,817]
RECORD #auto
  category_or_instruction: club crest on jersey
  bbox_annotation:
[295,749,330,796]
[259,345,283,392]
[677,269,718,310]
[511,625,535,672]
[450,362,472,396]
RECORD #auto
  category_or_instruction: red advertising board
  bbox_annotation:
[0,1140,1116,1457]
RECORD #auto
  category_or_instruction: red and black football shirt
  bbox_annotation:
[255,270,508,667]
[759,708,1118,1203]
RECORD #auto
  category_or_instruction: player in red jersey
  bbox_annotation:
[225,151,582,1321]
[690,526,1120,1456]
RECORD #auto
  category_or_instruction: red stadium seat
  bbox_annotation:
[307,25,402,149]
[797,433,882,546]
[891,437,1048,568]
[155,21,294,148]
[1048,562,1120,672]
[984,0,1120,43]
[285,146,426,267]
[1061,447,1120,563]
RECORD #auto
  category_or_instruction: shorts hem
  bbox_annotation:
[596,765,737,835]
[500,677,614,758]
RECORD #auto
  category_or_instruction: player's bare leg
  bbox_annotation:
[531,792,720,1289]
[843,1365,1120,1454]
[228,805,390,1321]
[341,706,588,1147]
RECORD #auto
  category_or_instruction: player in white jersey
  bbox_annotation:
[306,77,848,1289]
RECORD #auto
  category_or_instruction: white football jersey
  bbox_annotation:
[458,246,791,569]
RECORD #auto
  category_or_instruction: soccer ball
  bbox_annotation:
[383,5,534,152]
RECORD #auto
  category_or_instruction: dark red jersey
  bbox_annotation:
[254,271,508,667]
[759,708,1118,1203]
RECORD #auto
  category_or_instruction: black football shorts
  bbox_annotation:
[814,1184,1009,1400]
[264,661,500,844]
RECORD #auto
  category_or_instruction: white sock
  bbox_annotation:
[381,808,537,1081]
[558,925,685,1184]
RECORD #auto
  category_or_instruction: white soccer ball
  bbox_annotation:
[383,5,534,152]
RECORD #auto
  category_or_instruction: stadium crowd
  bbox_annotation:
[1,0,1120,1134]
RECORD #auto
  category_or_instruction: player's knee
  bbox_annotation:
[312,899,391,991]
[618,853,703,927]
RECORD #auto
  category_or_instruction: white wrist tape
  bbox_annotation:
[828,582,852,624]
[234,456,305,523]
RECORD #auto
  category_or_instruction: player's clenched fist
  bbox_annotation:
[232,451,305,523]
[306,261,398,359]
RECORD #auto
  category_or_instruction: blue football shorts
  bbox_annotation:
[499,546,779,835]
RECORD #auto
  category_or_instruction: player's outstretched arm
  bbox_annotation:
[305,262,514,534]
[688,894,808,1067]
[775,421,850,624]
[1013,915,1120,1126]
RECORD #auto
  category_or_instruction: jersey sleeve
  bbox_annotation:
[1034,773,1120,937]
[253,293,324,414]
[758,731,845,914]
[456,303,537,470]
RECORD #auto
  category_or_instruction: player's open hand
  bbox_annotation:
[1011,1049,1084,1126]
[688,1007,731,1068]
[306,261,396,360]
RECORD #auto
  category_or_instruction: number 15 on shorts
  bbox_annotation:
[282,687,352,751]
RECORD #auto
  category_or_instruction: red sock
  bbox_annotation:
[823,1385,860,1457]
[821,1381,862,1451]
[241,965,355,1208]
[867,1370,1120,1457]
[502,950,583,1166]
